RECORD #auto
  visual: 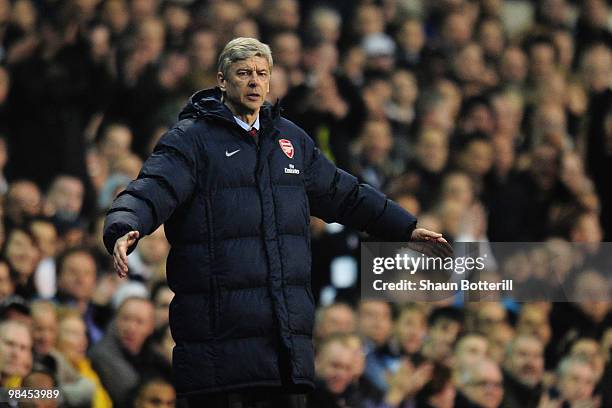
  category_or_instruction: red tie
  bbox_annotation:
[248,128,258,138]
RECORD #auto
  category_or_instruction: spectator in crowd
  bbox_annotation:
[314,302,356,343]
[422,307,463,364]
[283,35,366,170]
[358,300,394,390]
[30,217,59,299]
[97,123,134,172]
[4,181,42,230]
[456,358,504,408]
[56,309,113,408]
[556,356,599,408]
[309,334,360,407]
[31,300,97,407]
[0,319,32,387]
[568,337,606,385]
[3,225,40,299]
[55,247,110,344]
[89,296,166,408]
[45,176,85,229]
[133,377,176,408]
[354,119,398,189]
[501,335,545,408]
[391,303,428,359]
[453,333,489,373]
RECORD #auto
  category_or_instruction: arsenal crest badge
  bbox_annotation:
[278,139,294,159]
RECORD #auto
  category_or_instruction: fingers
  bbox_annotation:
[113,230,140,279]
[113,244,128,279]
[119,243,129,270]
[113,255,127,278]
[407,240,454,259]
[422,229,443,239]
[127,230,140,245]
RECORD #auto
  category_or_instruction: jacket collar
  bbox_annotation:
[179,87,281,130]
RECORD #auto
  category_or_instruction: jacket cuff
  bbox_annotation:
[103,215,141,256]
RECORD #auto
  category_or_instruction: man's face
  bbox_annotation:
[455,336,488,369]
[505,337,544,387]
[58,252,97,302]
[49,178,84,219]
[396,310,426,355]
[101,126,132,163]
[217,56,270,115]
[316,342,354,395]
[116,299,155,355]
[7,182,42,222]
[476,303,506,334]
[462,362,504,408]
[0,324,33,378]
[57,316,88,362]
[559,361,596,404]
[358,301,392,347]
[272,33,301,69]
[317,305,355,339]
[30,221,58,259]
[32,308,58,356]
[517,307,551,345]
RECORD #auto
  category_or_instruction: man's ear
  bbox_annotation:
[217,72,226,92]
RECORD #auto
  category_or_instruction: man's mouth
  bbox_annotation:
[247,93,260,100]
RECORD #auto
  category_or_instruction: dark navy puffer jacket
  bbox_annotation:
[103,88,417,397]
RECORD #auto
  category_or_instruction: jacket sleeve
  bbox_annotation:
[103,127,198,254]
[303,133,417,241]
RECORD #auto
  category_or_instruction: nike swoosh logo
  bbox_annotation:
[225,149,240,157]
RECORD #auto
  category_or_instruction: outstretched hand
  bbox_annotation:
[113,230,140,278]
[408,228,453,258]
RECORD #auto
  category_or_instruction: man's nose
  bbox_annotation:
[249,72,263,85]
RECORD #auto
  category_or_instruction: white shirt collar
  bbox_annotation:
[233,115,260,132]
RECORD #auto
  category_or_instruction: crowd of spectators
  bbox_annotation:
[0,0,611,406]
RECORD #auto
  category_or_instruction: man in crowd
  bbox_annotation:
[89,296,167,408]
[456,358,504,408]
[502,335,545,408]
[556,356,598,408]
[0,319,33,387]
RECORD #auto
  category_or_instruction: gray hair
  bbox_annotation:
[0,319,31,339]
[556,355,591,379]
[309,6,341,29]
[217,37,273,77]
[457,358,500,387]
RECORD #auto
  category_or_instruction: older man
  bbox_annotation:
[501,335,544,408]
[0,320,33,387]
[456,358,504,408]
[104,37,449,407]
[556,356,598,408]
[89,297,166,408]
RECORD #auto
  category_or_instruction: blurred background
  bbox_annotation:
[0,0,611,407]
